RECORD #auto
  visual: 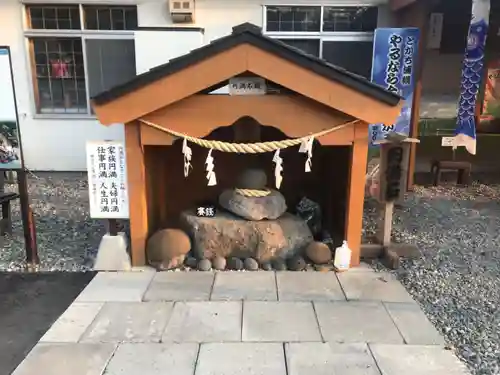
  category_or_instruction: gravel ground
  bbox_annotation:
[364,175,500,375]
[0,172,106,271]
[2,172,500,374]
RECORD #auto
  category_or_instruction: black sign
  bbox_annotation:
[196,206,216,217]
[384,146,404,201]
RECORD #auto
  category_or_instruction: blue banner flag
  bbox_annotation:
[453,0,490,155]
[369,28,420,146]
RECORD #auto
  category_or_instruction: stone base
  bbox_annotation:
[94,232,131,271]
[180,209,313,262]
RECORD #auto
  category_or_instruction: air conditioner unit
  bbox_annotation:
[169,0,195,23]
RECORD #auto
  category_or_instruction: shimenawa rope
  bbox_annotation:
[138,118,361,154]
[235,188,271,197]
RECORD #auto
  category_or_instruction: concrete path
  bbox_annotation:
[12,264,469,375]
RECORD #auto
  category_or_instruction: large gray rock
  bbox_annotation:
[218,189,287,221]
[180,210,313,262]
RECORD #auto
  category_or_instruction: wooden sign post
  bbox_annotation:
[373,134,420,268]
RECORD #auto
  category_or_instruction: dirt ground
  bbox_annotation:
[0,272,95,375]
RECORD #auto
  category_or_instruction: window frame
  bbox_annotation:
[262,4,378,61]
[23,3,136,119]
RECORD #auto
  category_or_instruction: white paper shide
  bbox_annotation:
[87,142,129,219]
[299,136,314,172]
[272,149,283,189]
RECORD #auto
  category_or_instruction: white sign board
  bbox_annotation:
[229,77,266,96]
[441,136,455,147]
[86,142,129,219]
[0,47,22,169]
[427,13,444,50]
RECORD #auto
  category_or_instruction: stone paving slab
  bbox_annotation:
[11,343,116,375]
[337,271,416,303]
[162,301,242,343]
[286,342,381,375]
[344,263,376,273]
[195,343,286,375]
[80,302,173,343]
[211,272,277,301]
[75,271,155,302]
[16,269,471,375]
[40,302,103,343]
[314,301,404,344]
[276,272,346,301]
[104,343,198,375]
[144,272,214,301]
[369,344,469,375]
[242,301,322,342]
[384,302,445,345]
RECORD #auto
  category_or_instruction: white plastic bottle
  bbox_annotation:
[334,241,351,272]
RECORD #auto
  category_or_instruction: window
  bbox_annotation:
[266,6,321,32]
[83,5,138,30]
[323,7,378,32]
[28,5,81,30]
[265,5,378,79]
[25,4,137,115]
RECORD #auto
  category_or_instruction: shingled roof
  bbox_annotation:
[92,22,401,107]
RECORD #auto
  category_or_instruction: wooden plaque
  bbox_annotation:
[377,142,411,203]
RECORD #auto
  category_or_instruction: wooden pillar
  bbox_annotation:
[125,122,148,266]
[345,122,369,267]
[395,0,432,189]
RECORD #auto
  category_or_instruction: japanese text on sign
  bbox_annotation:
[385,33,403,95]
[402,36,415,86]
[86,142,129,219]
[369,27,420,146]
[229,77,266,96]
[196,206,216,218]
[384,146,404,202]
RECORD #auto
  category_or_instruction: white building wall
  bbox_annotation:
[0,0,127,171]
[2,0,393,171]
[135,30,204,74]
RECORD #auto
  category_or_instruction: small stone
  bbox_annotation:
[287,255,307,271]
[212,256,227,270]
[244,258,259,271]
[236,169,268,190]
[272,258,287,271]
[197,259,212,271]
[305,241,332,264]
[227,257,243,271]
[261,262,273,271]
[184,256,198,268]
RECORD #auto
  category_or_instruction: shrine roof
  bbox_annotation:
[92,22,401,107]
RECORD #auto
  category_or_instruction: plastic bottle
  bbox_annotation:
[334,241,351,272]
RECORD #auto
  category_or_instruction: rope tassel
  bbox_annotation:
[299,136,314,172]
[182,138,192,177]
[273,149,283,189]
[205,149,217,186]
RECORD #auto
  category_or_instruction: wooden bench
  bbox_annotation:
[0,192,19,235]
[430,160,472,187]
